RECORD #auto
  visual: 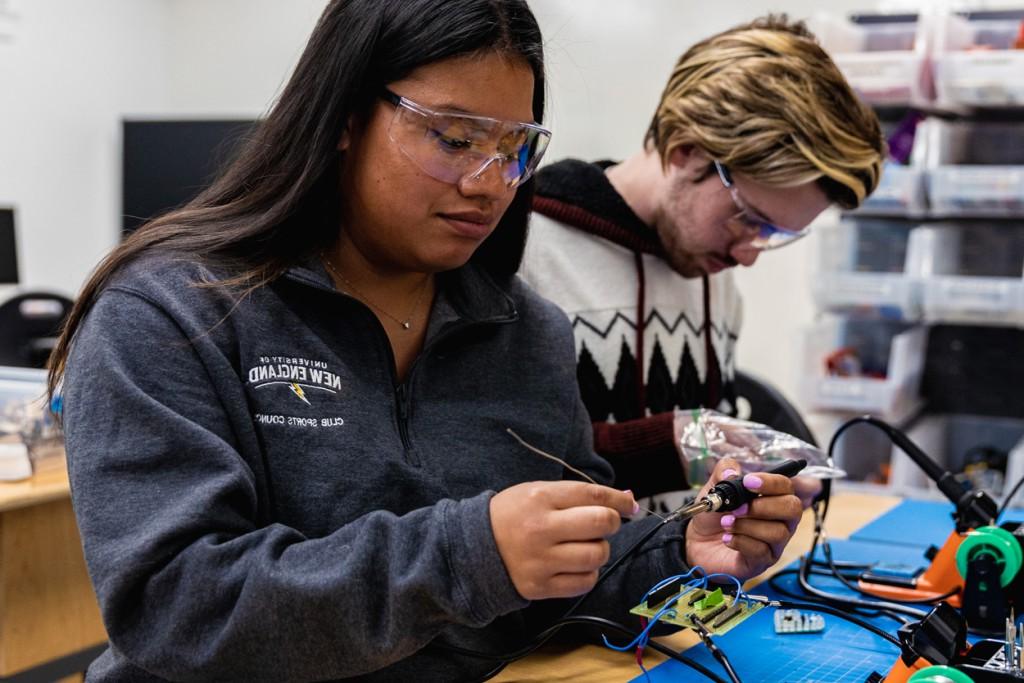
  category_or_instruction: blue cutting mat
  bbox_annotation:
[626,499,1024,679]
[630,500,1024,682]
[629,538,915,683]
[850,498,1024,547]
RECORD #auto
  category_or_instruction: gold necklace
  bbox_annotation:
[322,255,431,331]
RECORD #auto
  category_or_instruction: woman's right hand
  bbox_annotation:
[489,481,638,600]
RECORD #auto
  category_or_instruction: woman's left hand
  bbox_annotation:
[684,457,803,580]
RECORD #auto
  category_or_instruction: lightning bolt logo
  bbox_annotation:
[289,383,311,405]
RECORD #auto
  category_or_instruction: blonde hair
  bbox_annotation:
[646,15,885,209]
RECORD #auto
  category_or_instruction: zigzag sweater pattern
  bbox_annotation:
[521,159,741,498]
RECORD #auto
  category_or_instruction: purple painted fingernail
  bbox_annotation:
[723,468,739,479]
[743,474,763,490]
[721,515,736,528]
[722,533,733,544]
[734,504,749,517]
[632,501,640,515]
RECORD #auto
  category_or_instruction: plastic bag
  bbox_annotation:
[674,408,845,487]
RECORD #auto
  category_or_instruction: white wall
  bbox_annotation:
[162,0,324,116]
[0,0,169,298]
[4,0,888,409]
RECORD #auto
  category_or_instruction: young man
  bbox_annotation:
[521,16,886,507]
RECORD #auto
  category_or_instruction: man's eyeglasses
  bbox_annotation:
[381,88,551,190]
[714,160,808,250]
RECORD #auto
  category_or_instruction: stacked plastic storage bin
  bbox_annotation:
[805,9,1024,497]
[934,9,1024,108]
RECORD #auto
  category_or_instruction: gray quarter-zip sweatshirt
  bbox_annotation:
[63,253,690,682]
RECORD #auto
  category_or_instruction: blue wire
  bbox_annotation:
[639,566,704,605]
[700,573,746,600]
[602,564,749,683]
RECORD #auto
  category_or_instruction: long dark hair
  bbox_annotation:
[48,0,546,399]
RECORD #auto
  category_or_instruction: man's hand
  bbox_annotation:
[685,458,802,580]
[490,481,637,600]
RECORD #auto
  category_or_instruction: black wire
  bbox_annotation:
[567,516,675,614]
[798,540,925,621]
[448,615,727,683]
[691,617,743,683]
[998,471,1024,521]
[469,662,506,682]
[774,599,903,647]
[776,417,936,624]
[821,538,960,605]
[432,514,677,676]
[771,567,877,587]
[811,557,871,570]
[766,571,896,622]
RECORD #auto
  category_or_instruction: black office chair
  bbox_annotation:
[0,292,74,368]
[734,369,818,447]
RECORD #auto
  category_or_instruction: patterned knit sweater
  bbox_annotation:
[521,159,742,499]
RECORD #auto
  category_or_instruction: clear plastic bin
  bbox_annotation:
[799,317,926,421]
[813,219,919,318]
[908,223,1024,325]
[0,366,55,481]
[923,120,1024,218]
[857,164,927,216]
[815,12,932,106]
[934,10,1024,107]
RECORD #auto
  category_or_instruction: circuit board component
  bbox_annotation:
[773,609,826,634]
[630,586,763,636]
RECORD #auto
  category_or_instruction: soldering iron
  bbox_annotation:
[668,459,808,522]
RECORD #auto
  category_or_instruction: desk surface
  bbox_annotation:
[0,463,70,512]
[494,491,903,683]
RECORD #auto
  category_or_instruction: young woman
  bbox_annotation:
[49,1,802,680]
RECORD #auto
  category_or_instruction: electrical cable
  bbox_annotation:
[998,472,1024,522]
[820,537,960,605]
[451,615,728,683]
[434,512,679,680]
[691,617,742,683]
[766,570,898,622]
[568,515,676,614]
[809,419,948,615]
[811,557,871,570]
[770,420,938,627]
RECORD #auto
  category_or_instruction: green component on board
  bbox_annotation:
[694,587,724,611]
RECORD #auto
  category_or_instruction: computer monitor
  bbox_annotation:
[121,119,257,236]
[0,208,17,285]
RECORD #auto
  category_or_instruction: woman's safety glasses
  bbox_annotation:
[382,88,551,190]
[714,160,809,250]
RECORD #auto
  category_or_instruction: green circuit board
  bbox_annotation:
[630,586,764,636]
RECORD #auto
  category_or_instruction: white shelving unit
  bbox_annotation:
[808,8,1024,497]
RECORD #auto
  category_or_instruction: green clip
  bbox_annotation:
[691,408,710,461]
[695,587,724,611]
